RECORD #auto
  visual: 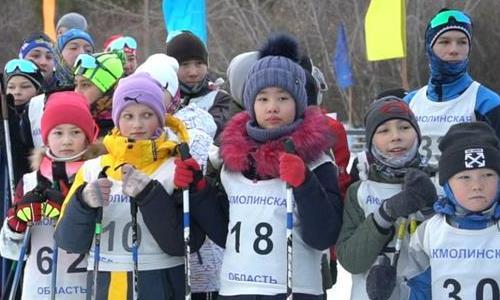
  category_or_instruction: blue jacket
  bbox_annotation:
[405,73,500,138]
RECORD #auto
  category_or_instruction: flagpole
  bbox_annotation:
[400,58,409,91]
[347,87,353,128]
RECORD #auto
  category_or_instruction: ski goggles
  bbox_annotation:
[74,53,119,80]
[430,10,471,28]
[4,59,39,75]
[108,36,137,51]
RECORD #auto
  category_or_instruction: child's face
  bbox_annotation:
[178,59,207,86]
[74,75,104,104]
[118,103,161,140]
[372,119,417,157]
[124,52,138,76]
[47,124,88,158]
[449,168,498,212]
[62,39,93,67]
[6,76,37,106]
[432,30,469,62]
[25,47,55,80]
[254,87,296,129]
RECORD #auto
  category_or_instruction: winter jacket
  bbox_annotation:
[0,147,102,299]
[55,116,204,260]
[190,107,343,296]
[336,156,430,299]
[405,73,500,139]
[180,79,233,138]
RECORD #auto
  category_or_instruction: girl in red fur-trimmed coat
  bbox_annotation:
[174,33,343,299]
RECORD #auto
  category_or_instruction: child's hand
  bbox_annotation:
[43,188,65,219]
[7,189,46,232]
[174,158,203,190]
[121,164,151,198]
[279,153,306,188]
[378,169,437,222]
[82,178,113,208]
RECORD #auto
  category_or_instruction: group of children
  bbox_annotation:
[0,7,498,300]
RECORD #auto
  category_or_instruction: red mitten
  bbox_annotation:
[7,200,44,233]
[7,208,26,233]
[174,158,205,190]
[279,152,306,188]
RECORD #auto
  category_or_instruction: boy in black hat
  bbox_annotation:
[405,122,500,299]
[166,30,233,138]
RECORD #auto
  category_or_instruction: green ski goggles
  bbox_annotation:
[74,53,122,93]
[430,10,471,28]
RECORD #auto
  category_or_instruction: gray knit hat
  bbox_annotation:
[226,51,259,106]
[243,55,307,120]
[56,12,88,32]
[364,96,421,153]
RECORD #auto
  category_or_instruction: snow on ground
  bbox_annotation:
[326,263,352,299]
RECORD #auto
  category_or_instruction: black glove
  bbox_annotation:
[330,259,338,286]
[377,168,437,223]
[366,255,396,300]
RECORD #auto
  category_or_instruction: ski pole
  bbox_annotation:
[9,223,31,300]
[391,219,408,269]
[92,166,109,300]
[50,167,68,300]
[178,142,197,300]
[0,90,17,206]
[129,194,139,300]
[283,138,296,300]
[2,164,11,291]
[1,261,16,300]
[50,243,58,299]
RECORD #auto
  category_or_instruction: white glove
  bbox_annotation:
[121,164,152,198]
[82,178,113,208]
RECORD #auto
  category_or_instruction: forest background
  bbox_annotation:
[1,0,497,127]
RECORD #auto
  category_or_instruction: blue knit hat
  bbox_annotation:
[57,29,94,52]
[243,34,307,121]
[18,33,53,59]
[425,9,472,49]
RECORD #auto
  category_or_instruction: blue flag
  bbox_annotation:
[163,0,207,45]
[333,23,354,89]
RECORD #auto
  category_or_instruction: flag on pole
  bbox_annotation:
[163,0,207,45]
[333,23,354,90]
[365,0,406,61]
[43,0,56,41]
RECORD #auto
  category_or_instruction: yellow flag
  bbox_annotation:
[43,0,56,41]
[365,0,406,61]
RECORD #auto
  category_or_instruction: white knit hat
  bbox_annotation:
[135,53,179,98]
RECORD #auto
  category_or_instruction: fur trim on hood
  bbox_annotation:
[220,106,335,178]
[30,143,107,171]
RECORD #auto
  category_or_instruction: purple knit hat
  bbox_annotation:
[112,73,166,127]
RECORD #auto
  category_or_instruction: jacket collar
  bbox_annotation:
[220,107,334,178]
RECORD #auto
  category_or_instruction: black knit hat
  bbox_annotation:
[425,8,473,49]
[364,96,421,153]
[166,31,208,65]
[438,122,500,185]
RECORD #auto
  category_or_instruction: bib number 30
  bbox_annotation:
[444,278,499,300]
